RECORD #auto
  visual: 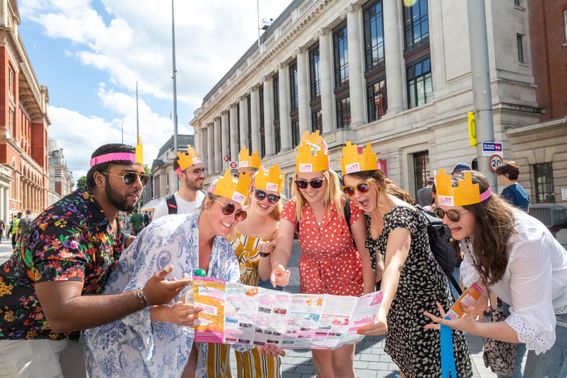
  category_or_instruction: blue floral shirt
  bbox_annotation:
[83,213,240,378]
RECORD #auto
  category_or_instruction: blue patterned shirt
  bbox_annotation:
[83,213,240,378]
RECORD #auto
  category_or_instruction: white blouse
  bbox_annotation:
[460,209,567,355]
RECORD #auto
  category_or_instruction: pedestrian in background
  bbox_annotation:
[84,170,253,377]
[425,170,567,378]
[0,219,4,243]
[0,143,187,377]
[496,161,529,211]
[416,177,434,207]
[343,142,473,378]
[270,132,374,378]
[18,209,33,244]
[9,212,22,249]
[152,145,206,220]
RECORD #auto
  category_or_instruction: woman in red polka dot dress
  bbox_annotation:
[270,132,375,378]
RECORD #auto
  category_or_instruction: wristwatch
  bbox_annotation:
[258,252,271,258]
[135,288,149,307]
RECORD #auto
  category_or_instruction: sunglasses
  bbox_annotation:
[254,189,281,204]
[103,172,150,186]
[295,178,325,189]
[342,181,372,197]
[213,199,247,222]
[434,207,469,222]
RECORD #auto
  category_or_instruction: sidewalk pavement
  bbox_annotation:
[0,240,497,377]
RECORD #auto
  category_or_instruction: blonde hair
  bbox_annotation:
[292,169,344,222]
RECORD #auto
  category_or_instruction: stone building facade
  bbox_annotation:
[47,139,73,205]
[191,0,541,200]
[0,0,50,220]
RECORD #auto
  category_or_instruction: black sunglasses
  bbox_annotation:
[213,200,247,222]
[254,189,281,204]
[103,172,150,186]
[342,181,372,197]
[295,178,325,189]
[434,207,469,222]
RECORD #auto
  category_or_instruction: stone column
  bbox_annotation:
[278,64,291,151]
[221,111,230,166]
[263,77,275,157]
[214,118,222,174]
[250,87,260,153]
[194,126,201,155]
[207,123,215,175]
[229,104,238,161]
[297,47,311,135]
[347,5,366,126]
[383,0,404,113]
[239,96,249,150]
[319,28,334,133]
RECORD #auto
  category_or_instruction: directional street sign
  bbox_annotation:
[481,142,503,157]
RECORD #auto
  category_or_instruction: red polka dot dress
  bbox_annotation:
[281,199,363,296]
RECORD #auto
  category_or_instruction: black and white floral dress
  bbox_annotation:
[366,206,473,377]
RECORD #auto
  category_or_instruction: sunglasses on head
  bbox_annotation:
[295,178,325,189]
[103,172,150,186]
[342,181,372,197]
[213,199,247,222]
[434,207,469,222]
[254,189,281,204]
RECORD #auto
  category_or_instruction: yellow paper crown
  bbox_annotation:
[340,141,378,175]
[212,169,251,205]
[295,141,329,173]
[238,147,261,169]
[254,164,284,193]
[300,130,327,153]
[435,169,482,206]
[176,145,201,171]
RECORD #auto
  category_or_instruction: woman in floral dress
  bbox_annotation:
[270,133,374,378]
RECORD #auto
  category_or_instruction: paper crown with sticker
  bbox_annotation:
[211,169,251,205]
[340,141,378,175]
[300,130,328,153]
[238,147,261,169]
[176,145,202,172]
[295,141,329,173]
[435,169,492,206]
[254,164,284,193]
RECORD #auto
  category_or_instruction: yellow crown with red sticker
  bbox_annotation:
[254,164,284,193]
[435,169,489,206]
[295,142,329,173]
[340,141,378,175]
[300,130,327,152]
[238,147,261,169]
[212,169,251,205]
[176,145,201,171]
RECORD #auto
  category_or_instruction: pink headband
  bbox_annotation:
[480,188,492,202]
[90,152,136,167]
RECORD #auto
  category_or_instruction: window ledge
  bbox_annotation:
[514,5,526,11]
[562,42,567,48]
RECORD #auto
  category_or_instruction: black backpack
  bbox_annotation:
[416,205,462,295]
[166,195,178,214]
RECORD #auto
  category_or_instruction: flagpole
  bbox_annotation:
[171,0,179,190]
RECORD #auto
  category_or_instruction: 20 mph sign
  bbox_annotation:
[489,154,504,172]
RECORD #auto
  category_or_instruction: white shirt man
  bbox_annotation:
[153,146,206,220]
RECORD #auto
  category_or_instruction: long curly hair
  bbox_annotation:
[454,171,516,285]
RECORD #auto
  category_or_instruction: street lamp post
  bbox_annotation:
[467,0,497,188]
[171,0,179,190]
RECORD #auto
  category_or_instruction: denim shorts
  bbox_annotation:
[523,312,567,378]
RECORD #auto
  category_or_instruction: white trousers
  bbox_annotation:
[0,339,86,378]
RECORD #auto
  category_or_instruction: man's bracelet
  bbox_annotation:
[135,288,149,307]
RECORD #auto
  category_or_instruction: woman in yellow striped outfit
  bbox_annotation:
[208,164,284,378]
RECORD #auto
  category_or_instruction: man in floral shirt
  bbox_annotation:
[0,144,189,377]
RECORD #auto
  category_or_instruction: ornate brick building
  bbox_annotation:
[0,0,50,221]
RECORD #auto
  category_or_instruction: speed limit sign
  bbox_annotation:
[489,154,504,172]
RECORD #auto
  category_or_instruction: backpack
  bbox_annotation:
[166,194,178,214]
[416,205,462,295]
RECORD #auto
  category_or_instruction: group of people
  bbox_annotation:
[0,134,565,378]
[0,210,34,247]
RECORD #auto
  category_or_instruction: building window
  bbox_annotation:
[309,43,322,133]
[412,151,430,198]
[403,0,429,50]
[367,78,387,122]
[289,60,300,148]
[273,74,281,154]
[533,163,555,203]
[363,0,385,72]
[407,56,432,108]
[336,96,351,129]
[333,24,349,88]
[259,86,265,157]
[9,107,15,137]
[514,0,521,6]
[564,9,567,42]
[246,95,252,151]
[516,34,526,64]
[8,65,15,101]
